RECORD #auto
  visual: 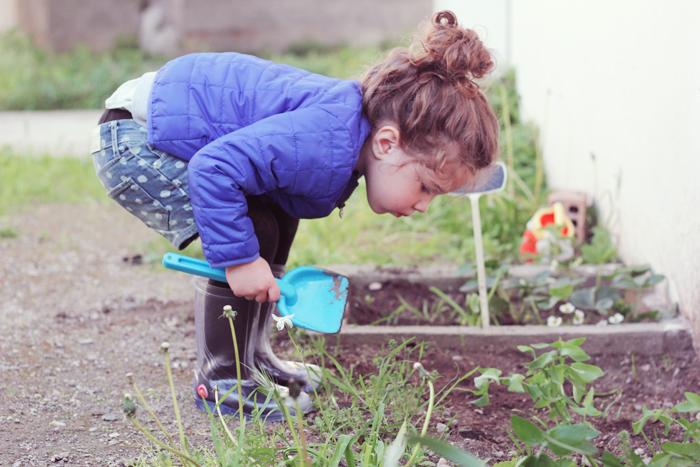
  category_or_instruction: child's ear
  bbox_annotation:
[372,125,400,160]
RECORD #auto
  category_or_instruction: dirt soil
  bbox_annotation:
[1,203,699,466]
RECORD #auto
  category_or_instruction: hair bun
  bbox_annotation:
[412,10,494,97]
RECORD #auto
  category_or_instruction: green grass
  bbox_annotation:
[0,149,105,215]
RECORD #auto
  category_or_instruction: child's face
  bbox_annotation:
[364,149,434,217]
[361,125,471,217]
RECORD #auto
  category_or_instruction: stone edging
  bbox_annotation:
[323,264,691,356]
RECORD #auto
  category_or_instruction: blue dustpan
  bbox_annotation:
[162,253,348,333]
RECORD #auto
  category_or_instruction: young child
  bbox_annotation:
[91,10,499,421]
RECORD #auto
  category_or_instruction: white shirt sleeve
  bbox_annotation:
[104,71,157,128]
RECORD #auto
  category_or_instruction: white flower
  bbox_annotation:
[573,309,585,325]
[596,319,608,326]
[272,313,294,330]
[608,313,624,324]
[547,316,562,327]
[559,303,576,314]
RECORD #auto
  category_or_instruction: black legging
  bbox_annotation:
[245,195,299,266]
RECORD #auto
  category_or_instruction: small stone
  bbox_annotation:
[102,413,118,421]
[78,338,94,345]
[436,458,451,467]
[13,461,22,467]
[633,404,643,411]
[634,448,645,455]
[451,355,464,361]
[49,420,65,427]
[473,409,483,415]
[368,282,382,291]
[108,432,119,438]
[640,364,651,372]
[436,422,447,433]
[494,451,505,458]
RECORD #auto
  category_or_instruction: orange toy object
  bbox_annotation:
[519,202,575,260]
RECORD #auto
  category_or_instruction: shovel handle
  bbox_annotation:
[162,253,297,303]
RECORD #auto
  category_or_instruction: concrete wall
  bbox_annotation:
[15,0,141,51]
[437,0,700,340]
[4,0,432,54]
[0,0,18,32]
[433,0,509,73]
[508,1,700,341]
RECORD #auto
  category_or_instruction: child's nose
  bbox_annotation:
[414,195,434,213]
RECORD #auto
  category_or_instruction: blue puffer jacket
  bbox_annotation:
[147,53,372,268]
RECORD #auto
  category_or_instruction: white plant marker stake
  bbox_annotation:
[451,162,507,330]
[469,193,490,328]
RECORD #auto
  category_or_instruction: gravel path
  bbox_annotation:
[0,202,209,466]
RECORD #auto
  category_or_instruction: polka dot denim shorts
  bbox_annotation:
[90,119,199,250]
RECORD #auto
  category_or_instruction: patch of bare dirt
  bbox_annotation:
[1,203,698,466]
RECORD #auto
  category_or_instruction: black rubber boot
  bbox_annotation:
[193,277,312,422]
[254,264,323,393]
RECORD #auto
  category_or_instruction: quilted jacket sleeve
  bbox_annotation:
[187,107,356,269]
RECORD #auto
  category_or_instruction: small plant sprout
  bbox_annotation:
[123,393,136,418]
[161,341,191,462]
[573,309,585,325]
[547,316,562,327]
[608,313,624,324]
[404,362,436,467]
[122,388,200,467]
[222,306,245,427]
[272,313,294,330]
[559,302,576,314]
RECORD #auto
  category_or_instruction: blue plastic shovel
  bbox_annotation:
[162,252,349,334]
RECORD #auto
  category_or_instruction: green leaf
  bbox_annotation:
[532,343,552,349]
[646,274,665,287]
[549,284,574,300]
[517,455,558,467]
[600,451,624,467]
[570,288,595,310]
[633,406,662,435]
[329,434,355,467]
[529,350,558,370]
[569,362,604,383]
[506,374,526,393]
[406,435,486,467]
[646,452,673,467]
[661,441,700,460]
[510,415,545,446]
[518,345,536,358]
[471,394,490,407]
[474,368,502,390]
[676,392,700,413]
[543,424,598,456]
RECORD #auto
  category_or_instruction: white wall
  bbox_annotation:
[434,0,510,72]
[0,0,18,32]
[508,1,700,335]
[435,0,700,339]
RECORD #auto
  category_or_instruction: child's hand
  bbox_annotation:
[225,258,280,303]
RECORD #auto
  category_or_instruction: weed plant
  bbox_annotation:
[123,310,473,467]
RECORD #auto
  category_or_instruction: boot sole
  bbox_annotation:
[194,398,288,423]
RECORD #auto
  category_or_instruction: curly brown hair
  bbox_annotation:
[362,10,499,189]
